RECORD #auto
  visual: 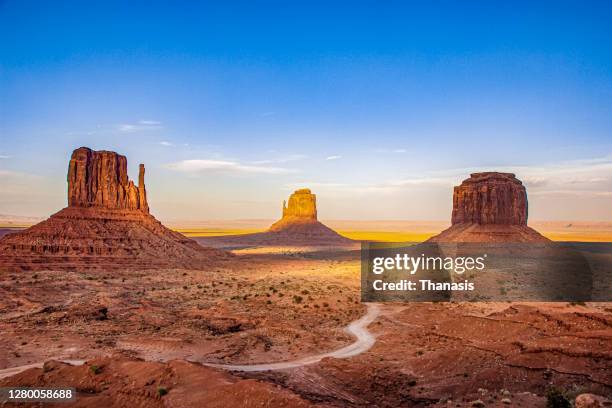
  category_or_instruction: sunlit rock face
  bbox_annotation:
[451,172,527,225]
[269,188,322,232]
[281,188,317,220]
[67,147,149,212]
[265,189,350,243]
[429,172,549,243]
[0,147,228,271]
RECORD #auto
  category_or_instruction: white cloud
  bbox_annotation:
[375,148,407,154]
[159,141,174,147]
[326,155,342,161]
[287,156,612,198]
[118,120,163,133]
[165,159,296,175]
[0,155,11,159]
[251,154,307,165]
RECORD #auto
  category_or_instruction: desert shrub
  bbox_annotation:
[157,387,168,397]
[89,365,101,375]
[546,387,571,408]
[293,295,303,304]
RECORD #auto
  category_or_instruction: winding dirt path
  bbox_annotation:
[0,303,381,379]
[204,302,381,372]
[0,360,85,380]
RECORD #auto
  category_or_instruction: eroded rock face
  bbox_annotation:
[0,147,227,271]
[261,189,351,244]
[451,172,527,225]
[282,189,317,220]
[68,147,148,212]
[428,172,549,243]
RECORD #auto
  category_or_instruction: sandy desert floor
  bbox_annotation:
[0,241,611,407]
[164,220,612,243]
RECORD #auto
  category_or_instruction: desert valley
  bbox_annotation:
[0,148,610,407]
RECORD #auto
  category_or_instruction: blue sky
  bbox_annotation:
[1,1,611,220]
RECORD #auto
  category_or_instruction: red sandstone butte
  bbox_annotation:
[67,147,149,212]
[0,147,227,271]
[428,172,550,242]
[267,189,350,242]
[195,189,352,247]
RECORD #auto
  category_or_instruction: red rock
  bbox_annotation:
[198,189,352,247]
[451,172,527,225]
[429,172,549,242]
[575,393,610,408]
[0,147,228,271]
[281,188,317,220]
[267,189,350,243]
[67,147,148,211]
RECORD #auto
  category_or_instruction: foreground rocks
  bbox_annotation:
[0,147,228,271]
[0,357,314,408]
[429,172,549,242]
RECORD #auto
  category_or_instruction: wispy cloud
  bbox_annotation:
[251,154,307,165]
[326,155,342,161]
[375,148,407,154]
[287,156,612,198]
[0,155,11,159]
[165,159,296,175]
[159,141,174,147]
[118,120,163,133]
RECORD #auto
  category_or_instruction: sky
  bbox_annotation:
[1,1,611,221]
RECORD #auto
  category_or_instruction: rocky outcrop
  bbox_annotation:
[451,172,527,225]
[197,189,352,247]
[270,189,320,232]
[281,188,317,220]
[67,147,148,211]
[267,189,349,243]
[0,147,227,271]
[429,172,549,243]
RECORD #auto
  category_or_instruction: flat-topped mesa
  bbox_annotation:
[428,172,549,243]
[451,172,527,225]
[67,147,149,212]
[281,188,317,220]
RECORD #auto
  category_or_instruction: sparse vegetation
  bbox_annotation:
[546,387,571,408]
